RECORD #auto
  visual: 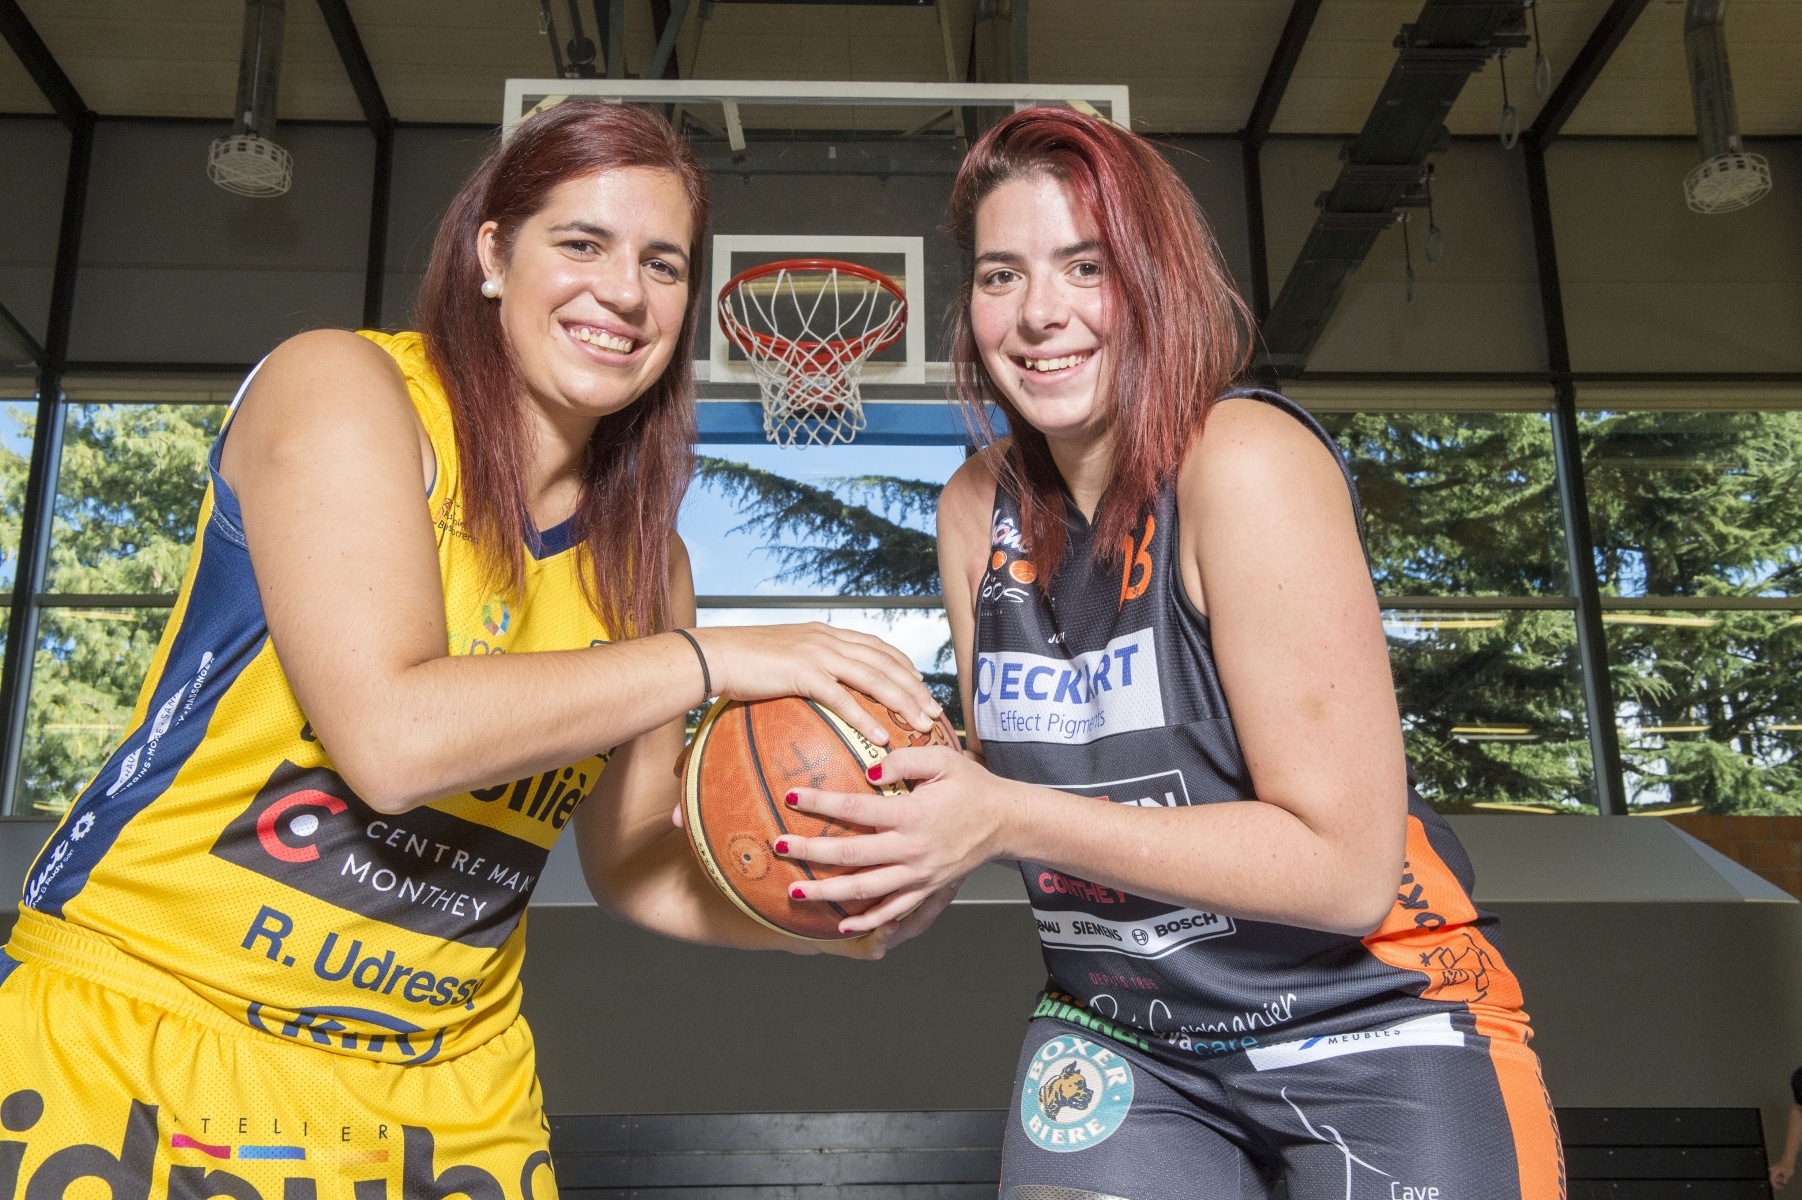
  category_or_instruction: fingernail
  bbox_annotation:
[789,885,806,900]
[930,702,945,717]
[773,838,790,855]
[867,763,882,782]
[785,791,799,806]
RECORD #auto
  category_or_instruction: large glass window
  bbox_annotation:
[1583,407,1802,814]
[682,441,964,729]
[10,402,223,813]
[1317,410,1592,813]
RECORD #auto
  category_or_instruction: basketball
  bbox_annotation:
[683,690,961,940]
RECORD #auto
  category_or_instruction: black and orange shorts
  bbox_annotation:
[1002,1007,1564,1200]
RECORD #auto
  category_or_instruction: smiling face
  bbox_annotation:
[969,171,1111,447]
[477,166,695,432]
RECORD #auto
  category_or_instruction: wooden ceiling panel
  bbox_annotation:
[1030,1,1293,133]
[3,0,1793,137]
[14,0,361,122]
[345,0,562,125]
[1566,0,1802,136]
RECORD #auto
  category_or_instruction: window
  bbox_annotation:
[1317,409,1593,813]
[682,440,965,728]
[11,402,223,813]
[1583,407,1802,814]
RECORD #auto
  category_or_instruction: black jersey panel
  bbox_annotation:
[974,388,1520,1054]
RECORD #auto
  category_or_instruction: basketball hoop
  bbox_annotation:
[717,258,907,447]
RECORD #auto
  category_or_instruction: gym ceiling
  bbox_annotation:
[0,0,1796,136]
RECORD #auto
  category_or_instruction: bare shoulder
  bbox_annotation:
[247,329,408,411]
[937,442,1003,538]
[225,330,418,481]
[1180,396,1348,511]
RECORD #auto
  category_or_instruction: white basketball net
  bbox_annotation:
[718,262,907,448]
[208,135,293,198]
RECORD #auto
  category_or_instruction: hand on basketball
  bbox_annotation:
[810,881,965,960]
[774,745,1011,934]
[694,622,941,746]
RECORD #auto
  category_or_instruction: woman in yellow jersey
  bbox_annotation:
[0,102,946,1196]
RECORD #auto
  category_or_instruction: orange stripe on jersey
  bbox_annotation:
[1475,1008,1568,1200]
[1360,815,1524,1011]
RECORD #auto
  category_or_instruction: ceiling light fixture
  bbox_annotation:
[208,0,292,198]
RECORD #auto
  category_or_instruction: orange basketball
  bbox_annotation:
[682,689,961,940]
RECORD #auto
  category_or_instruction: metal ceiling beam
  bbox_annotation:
[316,0,393,129]
[1525,0,1651,148]
[0,0,89,130]
[649,0,693,80]
[1243,0,1324,146]
[316,0,395,329]
[1241,0,1325,326]
[1258,0,1528,374]
[0,301,43,367]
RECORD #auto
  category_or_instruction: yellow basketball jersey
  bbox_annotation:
[14,330,614,1066]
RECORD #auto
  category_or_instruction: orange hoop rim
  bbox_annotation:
[717,257,909,365]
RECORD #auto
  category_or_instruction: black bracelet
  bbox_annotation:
[673,628,712,700]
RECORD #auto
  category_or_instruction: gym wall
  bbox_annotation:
[7,114,1798,378]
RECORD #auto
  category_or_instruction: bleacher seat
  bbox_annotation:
[550,1107,1772,1199]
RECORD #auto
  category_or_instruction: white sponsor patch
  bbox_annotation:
[974,628,1163,746]
[1032,906,1234,958]
[1246,1012,1464,1072]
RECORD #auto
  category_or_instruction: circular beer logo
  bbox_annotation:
[1019,1035,1133,1152]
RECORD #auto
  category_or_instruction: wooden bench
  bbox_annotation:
[550,1107,1771,1199]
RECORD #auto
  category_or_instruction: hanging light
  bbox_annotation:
[208,0,292,198]
[1681,0,1770,214]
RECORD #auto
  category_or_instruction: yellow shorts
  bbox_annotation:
[0,915,557,1200]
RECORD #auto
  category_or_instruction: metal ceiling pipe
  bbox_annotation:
[209,0,292,197]
[233,0,285,140]
[1681,0,1770,212]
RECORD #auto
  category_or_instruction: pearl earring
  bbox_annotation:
[480,279,500,299]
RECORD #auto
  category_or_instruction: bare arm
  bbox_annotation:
[574,535,952,957]
[780,401,1407,937]
[1774,1105,1801,1188]
[222,330,939,814]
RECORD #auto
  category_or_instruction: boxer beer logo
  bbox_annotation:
[1019,1035,1133,1153]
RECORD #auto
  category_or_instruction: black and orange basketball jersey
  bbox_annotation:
[974,388,1525,1056]
[13,330,614,1066]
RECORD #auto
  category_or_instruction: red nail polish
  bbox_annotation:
[785,791,798,806]
[789,885,805,900]
[867,764,882,782]
[773,838,789,855]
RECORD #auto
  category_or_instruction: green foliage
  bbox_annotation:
[1320,412,1593,812]
[1586,410,1802,813]
[694,456,942,596]
[0,404,223,814]
[693,456,961,729]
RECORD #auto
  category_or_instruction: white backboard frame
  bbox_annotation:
[501,79,1131,139]
[710,235,925,386]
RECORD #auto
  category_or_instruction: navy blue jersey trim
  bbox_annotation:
[0,946,20,990]
[25,370,271,917]
[527,514,579,560]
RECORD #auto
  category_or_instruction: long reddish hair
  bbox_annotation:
[416,101,707,638]
[946,107,1251,584]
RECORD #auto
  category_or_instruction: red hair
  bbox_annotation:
[416,101,708,638]
[946,107,1251,585]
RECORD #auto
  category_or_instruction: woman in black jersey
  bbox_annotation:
[773,108,1564,1200]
